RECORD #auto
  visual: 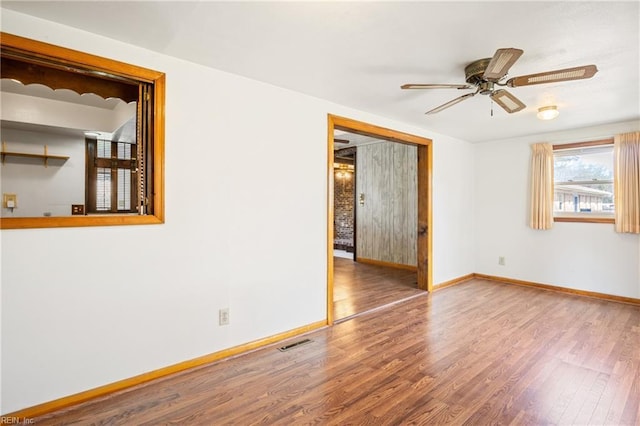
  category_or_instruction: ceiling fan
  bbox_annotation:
[401,48,598,115]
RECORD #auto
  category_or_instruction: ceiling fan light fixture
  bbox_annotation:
[537,105,559,120]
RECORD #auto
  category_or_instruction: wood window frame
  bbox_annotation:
[0,33,165,229]
[552,138,614,224]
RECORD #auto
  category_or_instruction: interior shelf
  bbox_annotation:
[1,142,69,167]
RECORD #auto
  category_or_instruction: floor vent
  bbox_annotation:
[278,338,312,352]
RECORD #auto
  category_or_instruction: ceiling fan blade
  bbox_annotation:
[490,89,526,113]
[401,83,472,90]
[507,65,598,87]
[425,92,476,115]
[483,48,524,81]
[334,138,350,144]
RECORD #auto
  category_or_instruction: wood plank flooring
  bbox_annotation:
[34,279,640,425]
[333,257,422,321]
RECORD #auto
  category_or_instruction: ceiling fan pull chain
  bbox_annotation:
[491,99,494,117]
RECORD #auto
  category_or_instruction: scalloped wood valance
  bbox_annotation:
[1,55,138,103]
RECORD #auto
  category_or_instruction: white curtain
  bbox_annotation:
[614,131,640,234]
[529,143,554,230]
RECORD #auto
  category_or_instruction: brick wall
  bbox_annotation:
[334,169,354,249]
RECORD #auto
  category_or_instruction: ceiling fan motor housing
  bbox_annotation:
[464,58,492,85]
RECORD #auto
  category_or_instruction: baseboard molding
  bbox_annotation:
[356,257,417,271]
[429,272,640,306]
[433,273,475,290]
[4,320,327,420]
[475,273,640,306]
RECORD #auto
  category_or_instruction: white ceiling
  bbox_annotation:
[2,1,639,143]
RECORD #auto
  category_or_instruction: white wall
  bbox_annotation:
[433,135,476,283]
[0,127,86,217]
[474,121,640,298]
[0,10,476,413]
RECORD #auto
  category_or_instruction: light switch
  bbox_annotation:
[3,193,17,209]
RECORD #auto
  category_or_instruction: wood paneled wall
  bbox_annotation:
[356,142,417,266]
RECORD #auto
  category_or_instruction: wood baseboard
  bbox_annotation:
[4,320,327,420]
[474,273,640,306]
[433,273,475,290]
[356,257,417,271]
[428,272,640,306]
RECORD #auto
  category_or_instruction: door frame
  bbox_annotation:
[327,114,433,325]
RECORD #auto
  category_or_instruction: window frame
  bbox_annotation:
[552,138,614,224]
[0,32,165,229]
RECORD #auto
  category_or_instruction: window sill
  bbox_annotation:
[1,215,164,230]
[554,216,614,224]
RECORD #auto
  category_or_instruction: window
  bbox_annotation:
[86,139,138,213]
[0,32,164,229]
[553,139,614,222]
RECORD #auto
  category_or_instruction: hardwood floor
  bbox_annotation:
[333,257,422,321]
[34,279,640,425]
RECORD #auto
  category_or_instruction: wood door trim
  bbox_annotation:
[327,114,433,324]
[416,144,430,291]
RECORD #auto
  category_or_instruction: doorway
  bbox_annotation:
[327,114,432,325]
[333,145,356,260]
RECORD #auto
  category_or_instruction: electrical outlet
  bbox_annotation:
[219,308,230,326]
[498,256,506,266]
[71,204,85,215]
